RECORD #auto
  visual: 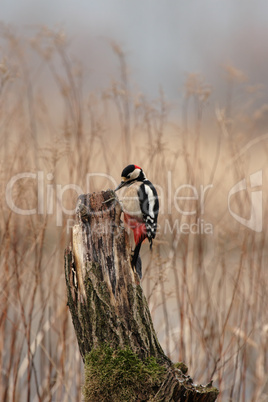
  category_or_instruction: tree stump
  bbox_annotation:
[64,190,219,401]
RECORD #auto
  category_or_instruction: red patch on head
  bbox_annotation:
[124,214,147,245]
[134,164,141,170]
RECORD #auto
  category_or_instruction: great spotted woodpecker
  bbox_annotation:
[115,164,159,277]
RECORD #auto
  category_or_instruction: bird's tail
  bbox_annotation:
[131,242,142,277]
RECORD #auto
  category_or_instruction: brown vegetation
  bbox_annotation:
[0,26,267,401]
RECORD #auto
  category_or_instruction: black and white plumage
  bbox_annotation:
[115,164,159,277]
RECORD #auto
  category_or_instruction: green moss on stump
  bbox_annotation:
[83,344,166,402]
[174,362,188,375]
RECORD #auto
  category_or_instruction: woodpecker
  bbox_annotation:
[115,164,159,277]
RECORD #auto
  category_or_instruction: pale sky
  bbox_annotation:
[2,1,268,103]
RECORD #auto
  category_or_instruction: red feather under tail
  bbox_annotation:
[124,214,147,245]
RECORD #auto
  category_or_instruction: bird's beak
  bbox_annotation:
[115,181,126,191]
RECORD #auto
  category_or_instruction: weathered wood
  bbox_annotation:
[64,190,219,401]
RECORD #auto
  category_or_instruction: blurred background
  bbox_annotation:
[1,1,268,401]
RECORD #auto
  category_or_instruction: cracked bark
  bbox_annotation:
[65,190,219,401]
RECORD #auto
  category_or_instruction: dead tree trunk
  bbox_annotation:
[65,190,219,401]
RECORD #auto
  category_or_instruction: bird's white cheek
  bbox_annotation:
[130,168,141,180]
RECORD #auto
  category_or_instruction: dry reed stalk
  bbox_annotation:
[0,27,267,401]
